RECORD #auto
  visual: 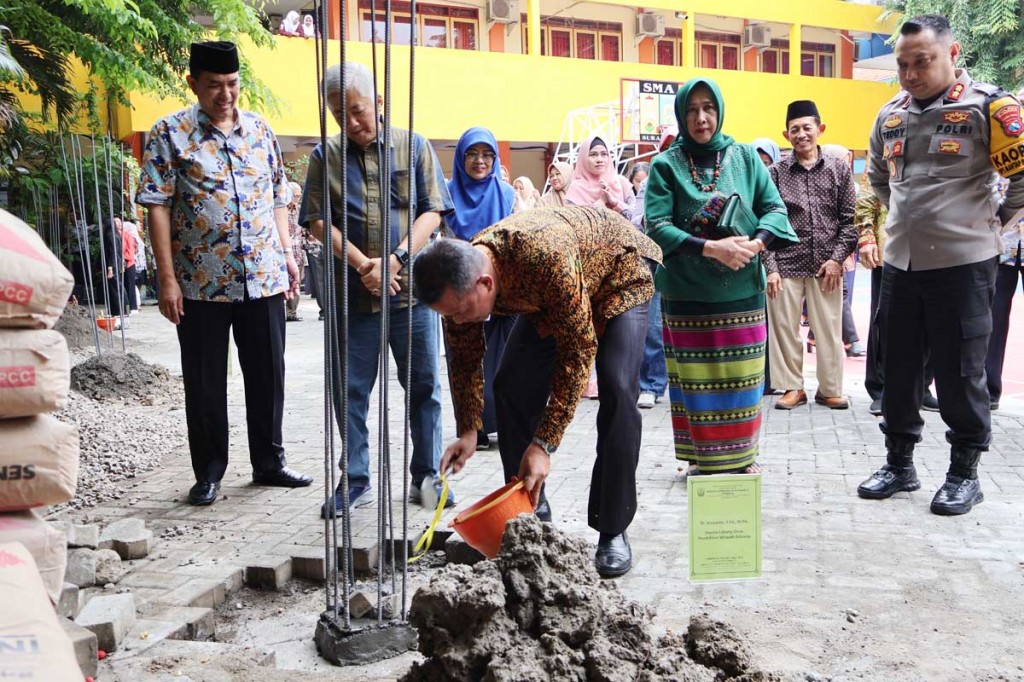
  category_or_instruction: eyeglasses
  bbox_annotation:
[466,151,496,162]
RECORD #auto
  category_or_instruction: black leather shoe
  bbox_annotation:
[868,398,882,416]
[990,400,1000,411]
[930,475,984,515]
[922,391,939,412]
[252,467,313,488]
[476,431,491,450]
[595,532,632,578]
[188,481,220,506]
[535,497,552,523]
[857,464,921,499]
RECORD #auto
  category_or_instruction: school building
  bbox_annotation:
[118,0,900,182]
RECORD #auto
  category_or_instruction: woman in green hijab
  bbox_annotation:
[645,78,797,475]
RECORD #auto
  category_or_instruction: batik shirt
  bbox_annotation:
[446,207,661,446]
[137,105,289,302]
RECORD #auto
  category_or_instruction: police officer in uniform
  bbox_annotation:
[857,14,1024,515]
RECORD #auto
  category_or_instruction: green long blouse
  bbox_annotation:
[645,143,797,303]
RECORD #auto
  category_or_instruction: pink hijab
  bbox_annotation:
[564,136,629,208]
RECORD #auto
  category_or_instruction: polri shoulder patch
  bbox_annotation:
[990,95,1024,177]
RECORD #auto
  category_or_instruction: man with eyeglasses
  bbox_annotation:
[301,62,456,517]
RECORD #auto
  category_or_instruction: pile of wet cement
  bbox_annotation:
[404,515,807,682]
[70,351,182,405]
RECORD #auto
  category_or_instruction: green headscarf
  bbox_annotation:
[673,78,735,153]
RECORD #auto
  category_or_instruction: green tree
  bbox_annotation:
[887,0,1024,91]
[0,0,279,130]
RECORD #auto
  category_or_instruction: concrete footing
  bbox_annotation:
[313,611,417,666]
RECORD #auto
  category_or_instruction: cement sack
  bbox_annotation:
[0,329,70,417]
[0,512,67,603]
[0,541,82,680]
[0,415,79,511]
[0,209,74,329]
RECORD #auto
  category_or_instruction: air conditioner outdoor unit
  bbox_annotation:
[487,0,519,24]
[744,24,771,48]
[636,11,665,39]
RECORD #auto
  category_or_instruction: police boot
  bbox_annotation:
[857,438,921,499]
[930,447,984,516]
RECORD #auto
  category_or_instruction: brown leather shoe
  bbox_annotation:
[775,389,808,410]
[814,392,850,409]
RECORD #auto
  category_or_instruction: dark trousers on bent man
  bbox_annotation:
[177,293,288,484]
[867,265,935,402]
[878,259,996,450]
[984,256,1023,404]
[494,301,648,536]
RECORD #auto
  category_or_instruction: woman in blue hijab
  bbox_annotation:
[446,127,515,240]
[750,137,781,167]
[445,127,516,450]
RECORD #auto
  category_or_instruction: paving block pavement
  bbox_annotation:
[75,592,136,653]
[245,558,293,590]
[70,301,1024,680]
[59,617,98,678]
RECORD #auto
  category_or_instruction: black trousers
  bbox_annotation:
[984,258,1023,403]
[123,265,139,311]
[106,273,124,317]
[177,293,288,483]
[865,266,884,400]
[879,260,996,451]
[494,302,648,536]
[304,247,325,315]
[482,315,516,434]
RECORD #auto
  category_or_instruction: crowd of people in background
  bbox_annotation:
[129,11,1024,575]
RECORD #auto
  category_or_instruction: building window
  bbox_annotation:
[802,41,836,77]
[655,28,682,66]
[759,38,836,76]
[759,43,790,74]
[522,15,622,61]
[360,0,478,50]
[696,31,740,71]
[759,39,834,76]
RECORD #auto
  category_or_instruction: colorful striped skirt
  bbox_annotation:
[662,294,766,473]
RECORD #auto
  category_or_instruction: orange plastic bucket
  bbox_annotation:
[449,480,533,559]
[96,317,117,331]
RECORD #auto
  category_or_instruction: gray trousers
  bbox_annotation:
[494,301,648,536]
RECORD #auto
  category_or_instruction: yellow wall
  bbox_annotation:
[123,38,898,151]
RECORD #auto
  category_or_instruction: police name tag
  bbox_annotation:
[687,473,762,582]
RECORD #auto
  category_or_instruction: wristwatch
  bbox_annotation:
[392,247,410,271]
[531,436,556,455]
[283,247,293,254]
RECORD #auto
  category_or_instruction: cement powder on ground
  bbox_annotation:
[404,515,809,682]
[70,351,182,405]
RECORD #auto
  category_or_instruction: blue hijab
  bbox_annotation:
[446,127,514,240]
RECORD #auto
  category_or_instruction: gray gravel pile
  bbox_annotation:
[52,389,186,510]
[70,351,183,405]
[55,303,106,350]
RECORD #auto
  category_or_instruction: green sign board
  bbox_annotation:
[687,473,762,582]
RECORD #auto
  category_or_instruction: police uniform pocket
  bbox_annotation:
[959,311,992,377]
[927,135,973,178]
[391,169,410,209]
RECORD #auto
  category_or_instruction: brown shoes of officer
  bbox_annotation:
[775,390,808,410]
[814,391,850,410]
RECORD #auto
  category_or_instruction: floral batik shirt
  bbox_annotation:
[137,105,289,302]
[445,206,661,446]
